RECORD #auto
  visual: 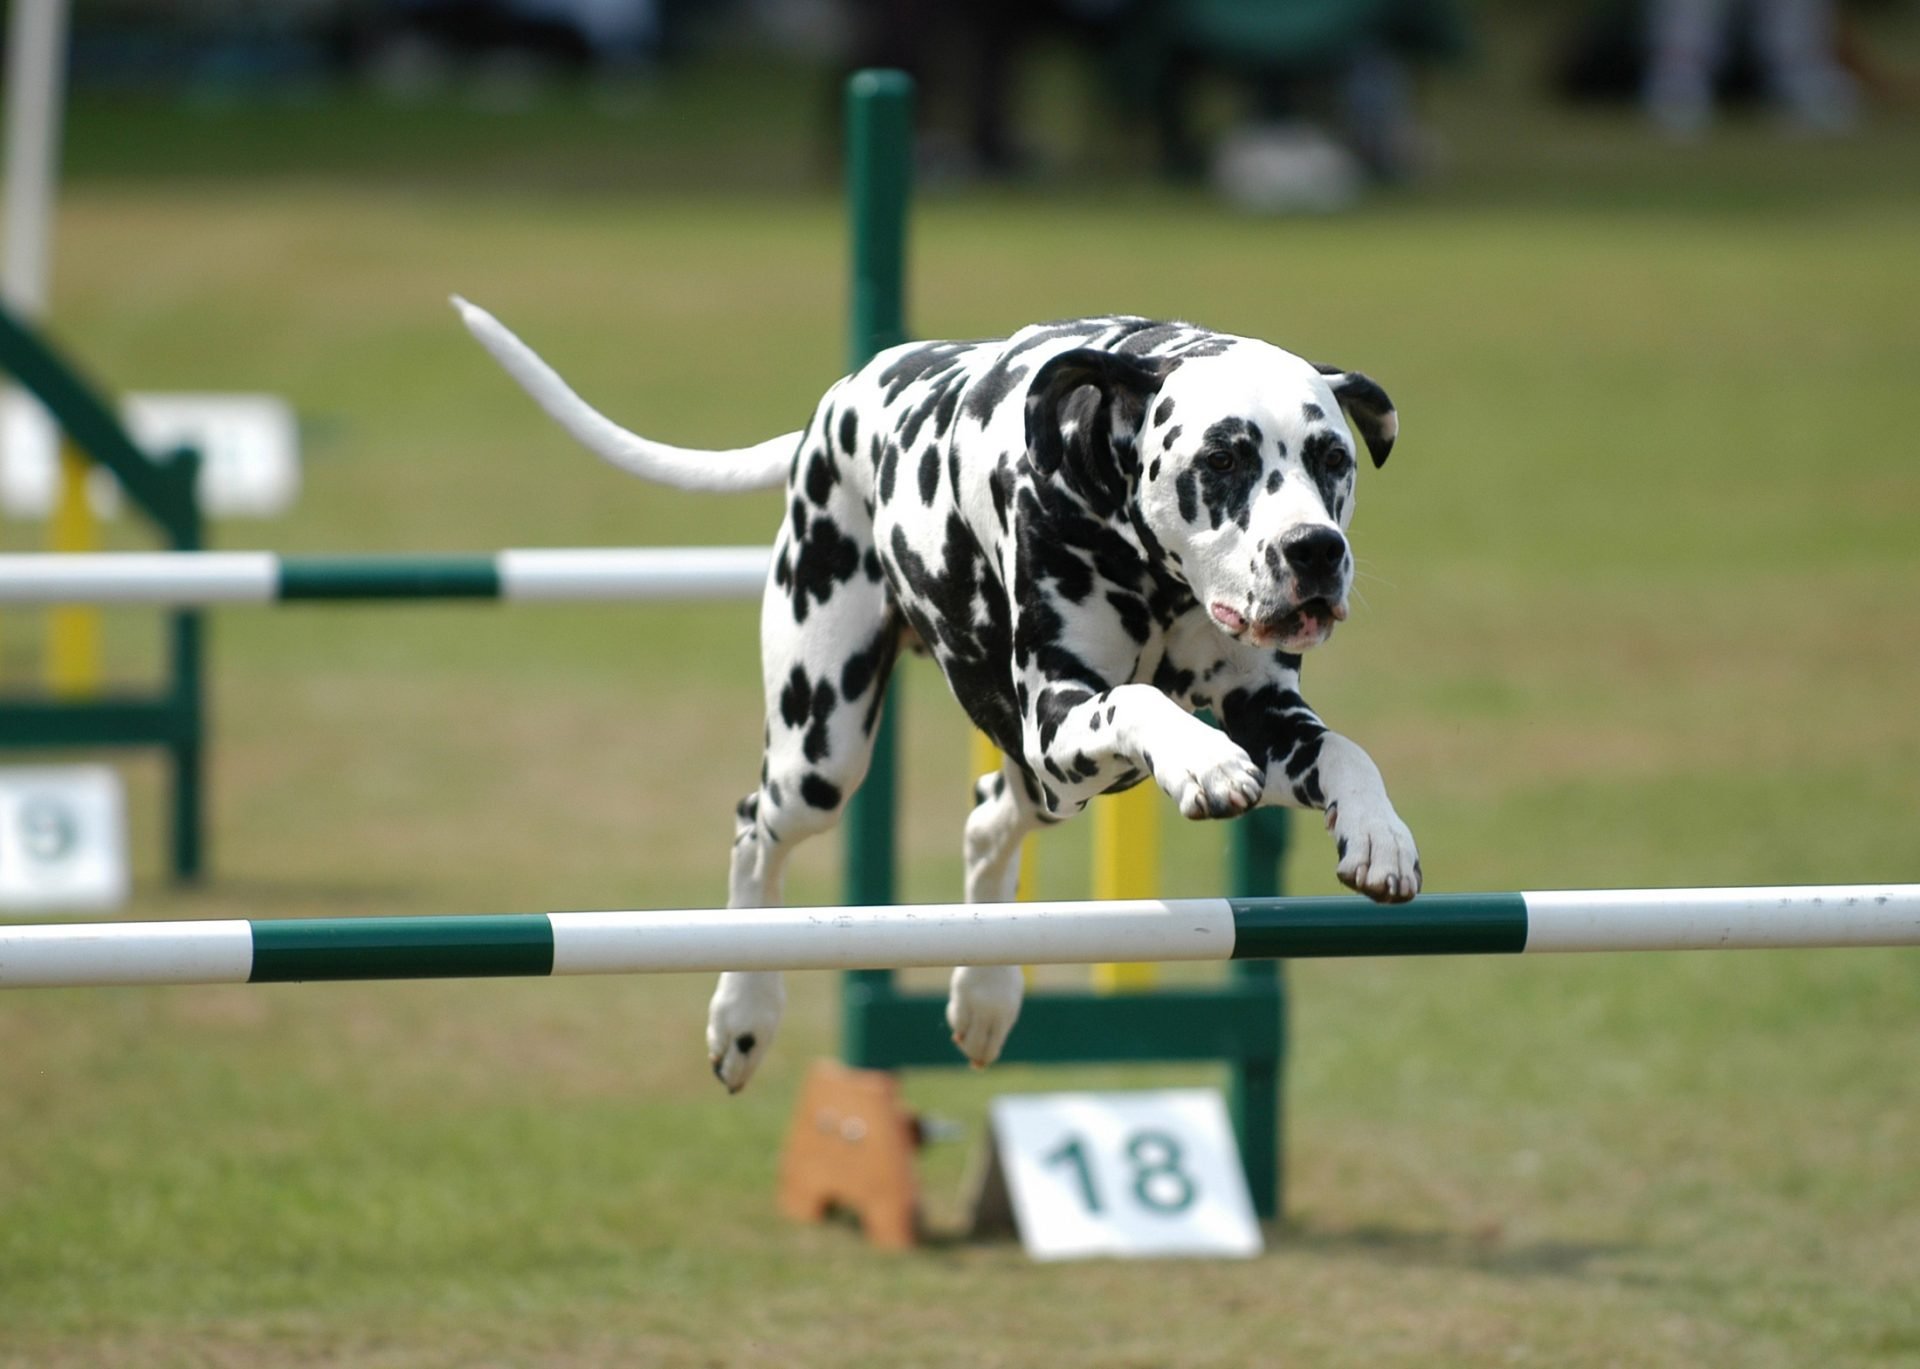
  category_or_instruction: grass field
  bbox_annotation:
[3,21,1919,1366]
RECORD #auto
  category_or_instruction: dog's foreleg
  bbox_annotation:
[1217,681,1421,903]
[1022,681,1265,821]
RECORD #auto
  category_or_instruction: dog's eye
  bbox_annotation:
[1205,450,1236,472]
[1323,448,1352,477]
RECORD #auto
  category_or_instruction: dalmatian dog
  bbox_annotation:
[454,299,1421,1093]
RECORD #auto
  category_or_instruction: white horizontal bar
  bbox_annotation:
[1524,885,1920,952]
[0,919,254,987]
[0,552,278,603]
[548,899,1237,974]
[498,546,768,601]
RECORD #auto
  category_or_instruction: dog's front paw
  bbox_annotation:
[1152,731,1265,821]
[706,970,786,1094]
[1327,800,1422,903]
[946,964,1024,1069]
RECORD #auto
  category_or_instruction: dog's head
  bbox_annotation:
[1025,340,1397,653]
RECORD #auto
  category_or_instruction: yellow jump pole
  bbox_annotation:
[1090,781,1161,993]
[46,439,101,695]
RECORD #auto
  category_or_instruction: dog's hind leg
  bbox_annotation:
[708,540,903,1093]
[946,760,1047,1068]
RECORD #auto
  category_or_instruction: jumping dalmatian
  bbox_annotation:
[454,299,1421,1093]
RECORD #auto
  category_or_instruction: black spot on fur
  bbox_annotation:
[839,408,858,455]
[963,355,1032,426]
[1107,590,1151,644]
[800,774,843,810]
[788,511,862,623]
[918,444,941,504]
[1302,403,1324,422]
[1219,682,1326,808]
[1154,397,1176,426]
[1035,685,1093,751]
[805,449,838,505]
[1191,418,1265,530]
[1302,430,1355,517]
[879,342,970,404]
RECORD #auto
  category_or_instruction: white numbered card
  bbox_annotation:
[123,393,300,518]
[1,389,298,519]
[988,1089,1263,1261]
[0,766,129,911]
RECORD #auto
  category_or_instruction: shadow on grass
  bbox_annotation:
[1279,1220,1636,1281]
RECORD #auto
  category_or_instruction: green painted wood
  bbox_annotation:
[276,557,503,601]
[837,72,915,1051]
[841,983,1283,1069]
[0,303,208,883]
[0,697,195,746]
[1226,803,1290,1219]
[249,916,555,983]
[1229,892,1530,959]
[0,303,196,530]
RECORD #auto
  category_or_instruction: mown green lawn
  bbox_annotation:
[2,32,1918,1366]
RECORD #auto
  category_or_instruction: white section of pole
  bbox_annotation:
[0,919,254,987]
[0,551,281,603]
[497,547,769,601]
[547,899,1238,975]
[3,0,72,317]
[1523,885,1920,952]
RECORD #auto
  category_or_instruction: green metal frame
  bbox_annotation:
[0,305,206,880]
[833,72,1292,1219]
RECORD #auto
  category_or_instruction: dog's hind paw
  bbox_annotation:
[946,964,1024,1069]
[706,971,786,1094]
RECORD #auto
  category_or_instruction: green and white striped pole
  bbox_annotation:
[4,886,1915,989]
[0,549,769,604]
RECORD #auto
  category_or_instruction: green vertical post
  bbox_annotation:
[166,446,205,882]
[839,70,914,1053]
[1228,807,1290,1219]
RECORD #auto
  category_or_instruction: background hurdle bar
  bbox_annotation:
[0,548,770,604]
[5,886,1916,989]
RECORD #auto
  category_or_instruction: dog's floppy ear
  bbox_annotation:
[1313,364,1398,468]
[1025,347,1172,510]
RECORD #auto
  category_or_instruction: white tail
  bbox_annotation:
[451,296,797,493]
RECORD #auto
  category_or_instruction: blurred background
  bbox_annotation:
[1,3,1917,1366]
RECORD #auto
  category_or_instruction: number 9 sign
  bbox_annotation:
[0,766,128,911]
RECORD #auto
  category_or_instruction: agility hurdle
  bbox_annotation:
[2,886,1914,989]
[0,548,768,604]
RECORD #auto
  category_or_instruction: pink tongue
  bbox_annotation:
[1211,603,1247,632]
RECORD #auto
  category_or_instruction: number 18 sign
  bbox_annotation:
[988,1089,1264,1260]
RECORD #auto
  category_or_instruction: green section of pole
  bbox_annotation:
[250,916,555,983]
[1229,892,1530,959]
[1226,805,1289,1219]
[838,69,914,1058]
[278,557,503,601]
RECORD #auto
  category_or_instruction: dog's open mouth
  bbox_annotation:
[1213,598,1345,647]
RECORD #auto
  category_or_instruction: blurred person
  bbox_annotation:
[1141,0,1471,209]
[1644,0,1860,135]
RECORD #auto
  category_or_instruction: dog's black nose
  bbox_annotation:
[1280,527,1347,582]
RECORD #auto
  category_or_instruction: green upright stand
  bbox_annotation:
[832,71,1290,1219]
[0,305,207,881]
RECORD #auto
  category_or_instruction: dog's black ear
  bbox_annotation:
[1313,364,1398,468]
[1025,348,1171,511]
